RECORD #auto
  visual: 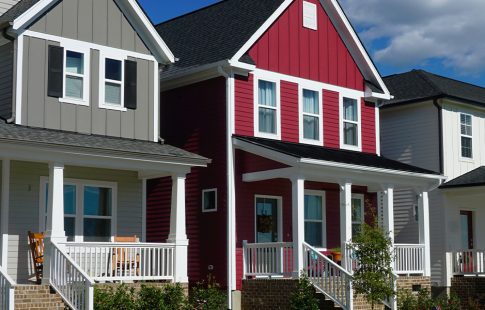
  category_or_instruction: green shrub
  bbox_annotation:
[189,275,226,310]
[290,274,319,310]
[397,289,418,310]
[94,285,136,310]
[160,284,188,310]
[397,289,462,310]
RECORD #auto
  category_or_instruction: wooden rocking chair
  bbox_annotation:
[28,231,44,284]
[111,236,140,278]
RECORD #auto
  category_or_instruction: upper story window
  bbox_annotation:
[460,113,473,159]
[101,57,125,110]
[255,78,280,139]
[300,88,323,145]
[65,51,86,101]
[342,97,361,150]
[303,1,318,30]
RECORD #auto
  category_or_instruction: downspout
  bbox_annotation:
[432,99,444,174]
[1,24,16,124]
[218,65,236,309]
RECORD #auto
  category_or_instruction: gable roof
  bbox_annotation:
[440,166,485,189]
[156,0,390,97]
[382,70,485,109]
[0,0,175,64]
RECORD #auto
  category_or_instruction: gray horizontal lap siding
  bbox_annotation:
[21,36,156,141]
[0,42,13,120]
[7,161,143,283]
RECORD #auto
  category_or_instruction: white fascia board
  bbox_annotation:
[11,0,54,30]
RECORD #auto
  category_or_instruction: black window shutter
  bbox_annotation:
[124,60,137,110]
[47,45,64,98]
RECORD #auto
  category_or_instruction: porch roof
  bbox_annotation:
[440,166,485,189]
[0,120,209,167]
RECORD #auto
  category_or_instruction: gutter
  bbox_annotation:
[0,22,16,123]
[433,99,444,174]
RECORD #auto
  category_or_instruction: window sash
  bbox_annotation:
[102,57,125,108]
[63,50,86,100]
[460,114,473,158]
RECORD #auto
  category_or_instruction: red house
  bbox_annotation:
[150,0,444,308]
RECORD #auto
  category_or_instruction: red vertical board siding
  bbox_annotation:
[323,90,340,148]
[152,77,228,286]
[361,99,376,154]
[235,74,254,136]
[281,81,299,143]
[278,12,290,73]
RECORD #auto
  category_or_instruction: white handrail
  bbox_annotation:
[303,242,353,310]
[62,242,175,281]
[243,241,293,277]
[448,250,485,274]
[0,265,15,310]
[394,244,425,274]
[50,242,94,310]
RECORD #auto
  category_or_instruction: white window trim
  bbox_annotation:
[99,51,128,112]
[351,194,364,236]
[254,195,283,243]
[39,177,118,242]
[202,188,218,213]
[299,84,323,146]
[254,74,281,140]
[58,41,90,106]
[459,113,474,161]
[304,190,326,250]
[340,93,362,152]
[302,1,318,30]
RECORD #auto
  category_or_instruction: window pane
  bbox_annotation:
[203,190,216,211]
[259,107,276,134]
[66,51,83,74]
[105,59,122,81]
[256,198,278,243]
[66,76,83,99]
[344,122,358,146]
[105,82,121,105]
[303,89,319,114]
[352,223,362,237]
[343,98,358,121]
[64,185,76,215]
[258,80,276,107]
[83,219,111,242]
[305,222,322,247]
[65,217,75,242]
[304,195,322,220]
[84,186,112,216]
[461,137,472,158]
[303,115,319,140]
[352,198,363,222]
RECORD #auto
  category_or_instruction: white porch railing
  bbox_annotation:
[243,241,293,277]
[303,242,352,310]
[51,242,94,310]
[63,242,175,281]
[0,265,15,310]
[448,250,485,275]
[394,244,425,274]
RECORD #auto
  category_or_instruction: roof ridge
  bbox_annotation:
[420,69,485,92]
[413,69,445,96]
[155,0,227,27]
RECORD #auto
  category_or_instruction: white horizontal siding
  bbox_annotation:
[0,0,20,16]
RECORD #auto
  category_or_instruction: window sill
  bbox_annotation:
[99,103,127,112]
[59,97,89,106]
[341,144,362,152]
[300,138,323,146]
[459,157,474,164]
[202,209,217,213]
[255,131,281,140]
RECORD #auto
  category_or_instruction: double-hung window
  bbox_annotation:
[460,113,473,159]
[301,88,322,144]
[55,45,90,105]
[103,58,124,107]
[256,79,279,138]
[342,97,360,149]
[351,195,364,237]
[304,192,326,248]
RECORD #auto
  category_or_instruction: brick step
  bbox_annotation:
[14,284,67,310]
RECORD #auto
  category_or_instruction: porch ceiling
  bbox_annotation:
[234,135,445,190]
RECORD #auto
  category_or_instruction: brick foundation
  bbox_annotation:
[397,276,431,292]
[451,277,485,308]
[241,279,298,310]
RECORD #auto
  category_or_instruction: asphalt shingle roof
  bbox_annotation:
[0,120,208,163]
[155,0,285,77]
[235,135,440,175]
[440,167,485,189]
[382,69,485,108]
[0,0,39,24]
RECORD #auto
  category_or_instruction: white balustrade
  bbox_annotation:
[0,265,14,310]
[50,242,94,310]
[394,244,425,275]
[449,250,485,275]
[303,242,353,310]
[62,242,175,282]
[243,241,294,277]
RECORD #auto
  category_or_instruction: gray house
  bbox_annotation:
[381,69,485,293]
[0,0,208,309]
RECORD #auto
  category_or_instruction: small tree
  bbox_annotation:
[290,274,319,310]
[347,200,395,309]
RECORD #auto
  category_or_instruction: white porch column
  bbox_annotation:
[418,191,431,277]
[382,186,395,248]
[1,159,10,267]
[340,182,352,270]
[167,173,189,283]
[291,177,305,277]
[43,163,66,284]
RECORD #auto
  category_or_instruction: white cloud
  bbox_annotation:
[339,0,485,74]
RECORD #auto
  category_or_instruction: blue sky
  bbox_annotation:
[139,0,485,86]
